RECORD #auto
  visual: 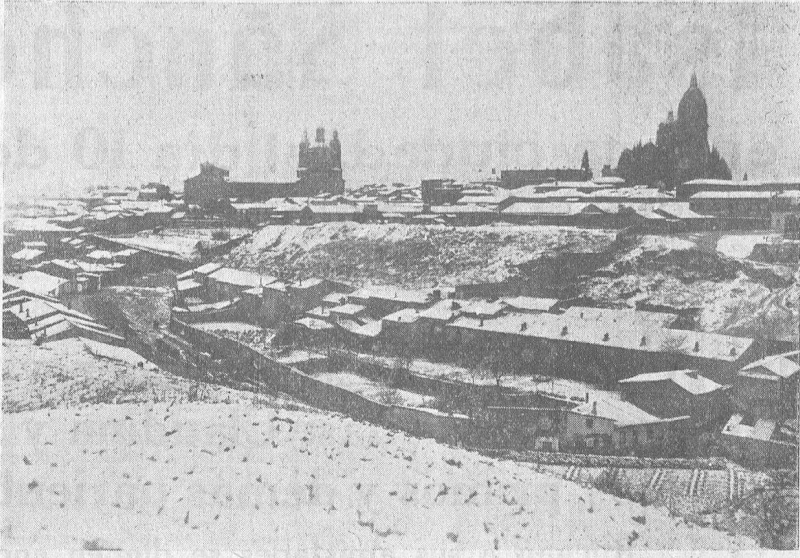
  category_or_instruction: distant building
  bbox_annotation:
[183,163,231,206]
[138,183,171,201]
[421,179,462,205]
[296,127,345,196]
[184,128,345,206]
[677,178,800,201]
[500,168,588,190]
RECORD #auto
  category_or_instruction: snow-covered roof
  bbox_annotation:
[322,293,348,305]
[561,306,678,328]
[11,248,44,261]
[502,296,559,313]
[350,285,433,306]
[18,271,68,296]
[294,317,335,331]
[177,279,201,292]
[418,299,463,321]
[337,318,382,338]
[618,369,725,395]
[193,262,224,276]
[382,308,421,324]
[461,300,506,318]
[207,267,276,289]
[291,278,324,290]
[328,303,366,316]
[740,351,800,380]
[501,202,584,216]
[690,191,775,199]
[573,398,686,427]
[447,313,753,363]
[722,413,778,441]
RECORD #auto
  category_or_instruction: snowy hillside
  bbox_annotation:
[223,223,618,287]
[2,338,759,551]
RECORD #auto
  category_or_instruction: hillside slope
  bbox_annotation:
[224,223,618,288]
[2,338,758,551]
[224,224,797,339]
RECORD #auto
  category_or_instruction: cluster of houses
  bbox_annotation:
[219,177,800,232]
[2,276,125,346]
[168,261,797,465]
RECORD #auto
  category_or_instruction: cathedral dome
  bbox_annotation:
[677,73,708,129]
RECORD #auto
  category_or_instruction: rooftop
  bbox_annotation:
[618,369,725,395]
[207,267,277,289]
[502,296,559,313]
[740,350,800,380]
[572,398,687,427]
[447,313,753,362]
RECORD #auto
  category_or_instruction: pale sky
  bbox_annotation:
[4,2,800,200]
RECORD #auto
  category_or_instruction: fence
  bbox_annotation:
[169,317,471,445]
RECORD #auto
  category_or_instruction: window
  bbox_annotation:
[586,418,594,429]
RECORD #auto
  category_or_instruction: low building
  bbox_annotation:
[17,270,77,298]
[618,369,729,424]
[733,351,799,419]
[677,178,800,201]
[348,286,437,317]
[689,191,774,227]
[444,312,755,383]
[721,413,797,469]
[483,398,689,456]
[206,267,277,301]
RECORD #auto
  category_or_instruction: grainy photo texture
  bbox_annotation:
[2,1,799,552]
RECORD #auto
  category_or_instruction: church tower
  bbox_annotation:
[299,129,310,170]
[330,129,342,169]
[675,72,710,182]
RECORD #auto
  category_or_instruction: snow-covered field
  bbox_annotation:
[2,338,760,551]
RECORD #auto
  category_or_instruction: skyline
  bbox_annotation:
[4,2,800,201]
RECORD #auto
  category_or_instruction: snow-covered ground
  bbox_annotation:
[717,234,781,259]
[2,337,762,551]
[313,372,435,407]
[4,402,758,551]
[225,223,617,287]
[347,352,620,401]
[2,338,274,412]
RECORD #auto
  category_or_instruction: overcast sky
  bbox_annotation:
[4,2,799,200]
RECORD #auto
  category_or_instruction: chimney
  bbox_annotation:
[694,341,700,352]
[479,318,484,327]
[592,401,597,415]
[603,332,610,341]
[730,347,737,356]
[640,336,647,347]
[520,322,527,332]
[585,392,589,402]
[561,325,568,336]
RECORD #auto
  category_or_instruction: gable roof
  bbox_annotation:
[740,351,800,379]
[618,369,725,395]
